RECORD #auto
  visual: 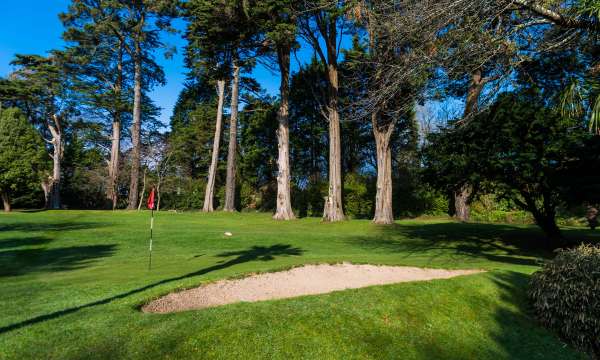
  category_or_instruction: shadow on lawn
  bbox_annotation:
[348,222,600,267]
[0,236,53,250]
[0,244,303,335]
[0,240,117,277]
[0,221,107,233]
[487,271,579,359]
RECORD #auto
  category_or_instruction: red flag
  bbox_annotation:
[147,187,156,210]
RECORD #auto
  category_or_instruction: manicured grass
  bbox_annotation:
[0,211,597,359]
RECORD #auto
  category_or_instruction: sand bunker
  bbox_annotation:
[143,263,483,313]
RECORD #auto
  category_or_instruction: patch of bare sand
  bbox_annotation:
[142,263,484,313]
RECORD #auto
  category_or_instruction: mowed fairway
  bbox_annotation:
[1,211,596,359]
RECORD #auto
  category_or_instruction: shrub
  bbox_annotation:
[529,244,600,358]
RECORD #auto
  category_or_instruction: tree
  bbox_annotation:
[0,108,46,212]
[255,0,298,220]
[60,0,131,210]
[298,0,346,221]
[186,0,259,212]
[424,91,592,247]
[4,54,72,209]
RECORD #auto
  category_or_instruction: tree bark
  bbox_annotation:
[203,79,226,212]
[273,45,295,220]
[523,193,565,248]
[372,112,394,224]
[224,60,241,212]
[322,47,345,222]
[454,184,472,222]
[453,70,484,221]
[586,206,598,230]
[41,178,51,209]
[107,44,123,210]
[127,37,143,210]
[137,168,146,211]
[48,114,63,210]
[1,192,10,212]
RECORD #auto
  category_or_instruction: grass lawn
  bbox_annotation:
[1,211,597,359]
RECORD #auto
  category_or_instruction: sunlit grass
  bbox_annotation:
[0,210,594,359]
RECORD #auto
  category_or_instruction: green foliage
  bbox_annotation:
[61,131,106,209]
[159,177,207,210]
[343,173,374,219]
[0,108,46,206]
[470,194,534,224]
[529,244,600,358]
[424,91,594,244]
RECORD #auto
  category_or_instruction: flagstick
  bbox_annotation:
[148,207,154,271]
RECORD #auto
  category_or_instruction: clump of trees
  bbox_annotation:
[0,0,598,246]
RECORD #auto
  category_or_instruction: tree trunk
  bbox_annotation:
[1,192,10,212]
[322,60,345,222]
[273,46,295,220]
[107,44,123,210]
[203,79,226,212]
[48,114,62,210]
[157,179,161,212]
[586,206,598,230]
[128,41,143,210]
[453,70,485,220]
[454,184,472,222]
[533,211,564,248]
[41,178,51,209]
[224,60,241,212]
[372,114,394,224]
[137,168,146,211]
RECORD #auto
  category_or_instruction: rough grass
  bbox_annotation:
[0,210,597,359]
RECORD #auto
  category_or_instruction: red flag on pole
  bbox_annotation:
[147,187,156,210]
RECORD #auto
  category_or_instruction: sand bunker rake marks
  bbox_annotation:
[143,263,484,313]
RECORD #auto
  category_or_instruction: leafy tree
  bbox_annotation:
[298,0,347,221]
[424,91,592,247]
[3,54,72,209]
[254,0,298,219]
[185,0,261,212]
[0,108,46,212]
[60,0,132,209]
[239,96,279,210]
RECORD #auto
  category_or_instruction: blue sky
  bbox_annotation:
[0,0,306,128]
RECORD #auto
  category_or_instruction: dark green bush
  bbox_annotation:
[529,244,600,359]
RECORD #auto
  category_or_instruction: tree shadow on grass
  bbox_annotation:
[0,221,107,233]
[0,244,304,335]
[348,222,558,267]
[0,236,53,250]
[0,242,117,277]
[487,271,581,359]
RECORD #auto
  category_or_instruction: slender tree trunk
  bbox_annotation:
[137,168,146,211]
[203,79,226,212]
[453,70,485,221]
[107,45,123,210]
[48,114,62,210]
[372,113,394,224]
[224,61,241,212]
[1,192,10,212]
[128,40,143,210]
[41,178,51,208]
[322,61,345,222]
[157,179,161,212]
[273,46,295,220]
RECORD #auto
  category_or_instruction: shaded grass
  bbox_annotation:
[0,210,594,359]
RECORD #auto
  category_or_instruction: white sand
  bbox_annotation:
[143,263,483,313]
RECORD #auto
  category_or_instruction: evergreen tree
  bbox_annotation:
[0,108,46,212]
